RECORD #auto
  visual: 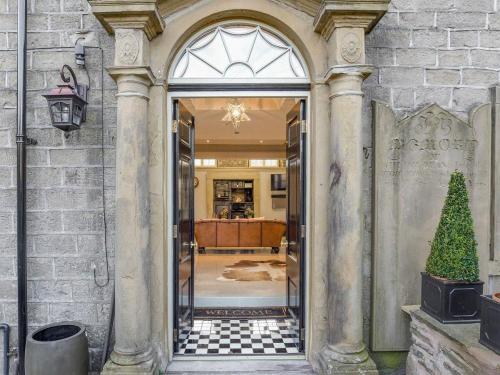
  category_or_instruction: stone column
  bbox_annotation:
[88,2,164,374]
[319,62,374,371]
[313,2,389,374]
[104,66,156,374]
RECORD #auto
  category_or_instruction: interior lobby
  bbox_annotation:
[186,97,293,309]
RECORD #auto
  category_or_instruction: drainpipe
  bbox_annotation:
[0,324,10,375]
[16,0,28,374]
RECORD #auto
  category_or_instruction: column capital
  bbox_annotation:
[314,0,390,41]
[325,64,373,82]
[88,0,165,40]
[108,66,156,84]
[325,64,373,100]
[108,66,156,101]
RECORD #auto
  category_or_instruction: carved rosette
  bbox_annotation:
[116,31,140,65]
[341,32,362,64]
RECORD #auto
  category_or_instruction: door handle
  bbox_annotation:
[282,240,296,247]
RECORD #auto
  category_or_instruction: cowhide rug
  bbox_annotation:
[217,259,286,282]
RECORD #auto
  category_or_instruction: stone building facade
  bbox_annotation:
[0,0,499,374]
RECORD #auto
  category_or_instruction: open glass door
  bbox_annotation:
[286,99,306,351]
[173,100,195,351]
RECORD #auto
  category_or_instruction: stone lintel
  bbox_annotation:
[89,0,165,40]
[314,0,390,40]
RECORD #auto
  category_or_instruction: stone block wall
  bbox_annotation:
[362,0,500,350]
[0,0,116,373]
[405,307,500,375]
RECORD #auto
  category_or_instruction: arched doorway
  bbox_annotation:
[92,0,388,371]
[167,21,311,357]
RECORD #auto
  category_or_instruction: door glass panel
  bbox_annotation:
[286,100,306,352]
[174,101,195,352]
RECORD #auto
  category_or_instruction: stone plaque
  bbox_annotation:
[372,102,492,351]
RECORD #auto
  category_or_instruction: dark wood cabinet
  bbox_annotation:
[213,179,254,219]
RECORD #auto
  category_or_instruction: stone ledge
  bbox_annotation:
[403,305,500,375]
[314,0,390,40]
[88,0,165,40]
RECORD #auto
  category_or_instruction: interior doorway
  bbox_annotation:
[172,95,307,356]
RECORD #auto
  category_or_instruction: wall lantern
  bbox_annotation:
[43,64,88,131]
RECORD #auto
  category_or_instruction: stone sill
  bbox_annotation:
[402,305,500,371]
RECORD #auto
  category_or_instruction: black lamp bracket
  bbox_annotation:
[60,64,88,101]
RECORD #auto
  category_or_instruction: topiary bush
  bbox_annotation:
[425,171,479,282]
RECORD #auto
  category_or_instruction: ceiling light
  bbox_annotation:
[222,99,250,134]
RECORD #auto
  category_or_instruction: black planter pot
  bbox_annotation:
[479,295,500,354]
[420,272,483,324]
[26,321,88,375]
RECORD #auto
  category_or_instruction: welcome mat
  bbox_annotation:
[194,307,288,319]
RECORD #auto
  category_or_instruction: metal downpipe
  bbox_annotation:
[0,324,10,375]
[16,0,28,374]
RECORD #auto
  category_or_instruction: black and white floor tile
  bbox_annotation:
[178,318,300,355]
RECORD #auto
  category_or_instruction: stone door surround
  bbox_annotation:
[87,1,389,374]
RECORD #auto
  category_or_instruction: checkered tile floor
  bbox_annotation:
[178,319,300,355]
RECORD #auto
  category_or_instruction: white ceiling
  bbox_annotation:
[181,97,297,145]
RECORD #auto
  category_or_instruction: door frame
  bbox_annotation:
[167,90,311,359]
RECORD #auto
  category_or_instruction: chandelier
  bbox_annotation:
[222,99,250,134]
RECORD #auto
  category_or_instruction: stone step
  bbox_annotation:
[164,359,316,374]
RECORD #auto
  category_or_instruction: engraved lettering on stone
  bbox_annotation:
[372,102,491,350]
[341,33,362,63]
[117,31,139,65]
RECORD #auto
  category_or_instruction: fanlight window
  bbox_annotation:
[171,24,307,82]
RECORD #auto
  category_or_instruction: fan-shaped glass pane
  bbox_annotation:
[171,23,307,81]
[260,28,287,48]
[191,30,217,49]
[225,63,254,78]
[248,32,288,72]
[220,29,257,63]
[223,25,254,34]
[173,52,189,77]
[256,52,296,78]
[183,53,221,78]
[290,52,306,77]
[190,31,229,73]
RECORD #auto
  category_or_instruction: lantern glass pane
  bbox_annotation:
[51,101,70,123]
[73,103,83,125]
